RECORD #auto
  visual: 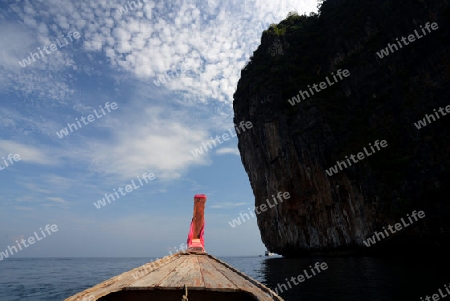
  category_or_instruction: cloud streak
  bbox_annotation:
[216,147,240,156]
[0,140,55,165]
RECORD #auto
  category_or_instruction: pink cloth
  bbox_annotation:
[186,218,205,249]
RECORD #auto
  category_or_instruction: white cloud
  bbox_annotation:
[86,105,213,179]
[1,0,317,106]
[0,140,56,165]
[0,22,78,106]
[216,147,240,156]
[47,197,68,203]
[0,0,318,179]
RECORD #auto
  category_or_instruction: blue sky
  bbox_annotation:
[0,0,317,257]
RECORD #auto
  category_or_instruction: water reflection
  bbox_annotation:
[259,256,449,301]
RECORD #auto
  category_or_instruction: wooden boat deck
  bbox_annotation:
[65,251,284,301]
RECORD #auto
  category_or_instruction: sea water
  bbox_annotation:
[0,256,448,300]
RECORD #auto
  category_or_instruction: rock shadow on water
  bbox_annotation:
[260,255,449,301]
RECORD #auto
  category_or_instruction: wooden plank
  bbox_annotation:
[158,255,205,288]
[128,256,188,288]
[65,254,181,300]
[207,257,259,290]
[206,256,282,300]
[66,253,284,301]
[123,255,178,281]
[197,255,238,290]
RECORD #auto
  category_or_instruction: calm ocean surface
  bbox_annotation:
[0,256,448,300]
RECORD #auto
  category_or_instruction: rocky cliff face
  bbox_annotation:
[233,0,450,256]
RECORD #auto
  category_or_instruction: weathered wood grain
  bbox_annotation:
[128,256,187,288]
[206,255,283,300]
[64,253,285,301]
[197,255,238,290]
[158,255,205,288]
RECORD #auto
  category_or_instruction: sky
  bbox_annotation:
[0,0,317,258]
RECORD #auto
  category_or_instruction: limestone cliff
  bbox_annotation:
[233,0,450,256]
